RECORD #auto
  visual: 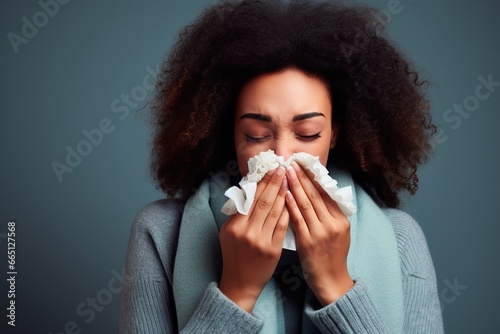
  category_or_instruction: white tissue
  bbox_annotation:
[220,150,356,250]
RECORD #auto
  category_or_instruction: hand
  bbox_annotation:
[285,161,354,306]
[218,167,289,312]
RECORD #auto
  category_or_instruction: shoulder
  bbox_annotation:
[382,208,426,244]
[125,198,186,284]
[133,198,185,229]
[130,198,186,250]
[129,198,186,243]
[381,208,435,280]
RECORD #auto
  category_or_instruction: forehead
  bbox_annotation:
[235,68,332,120]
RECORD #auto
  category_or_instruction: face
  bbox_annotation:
[234,67,339,176]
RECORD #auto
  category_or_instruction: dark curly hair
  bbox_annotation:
[150,0,436,208]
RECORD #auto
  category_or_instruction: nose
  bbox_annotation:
[273,139,293,161]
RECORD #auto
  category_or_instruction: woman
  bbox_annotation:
[119,0,444,333]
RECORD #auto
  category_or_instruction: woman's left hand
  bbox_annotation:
[285,161,354,306]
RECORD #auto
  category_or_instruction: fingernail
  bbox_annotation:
[292,161,300,171]
[286,166,296,180]
[280,177,288,195]
[276,166,285,177]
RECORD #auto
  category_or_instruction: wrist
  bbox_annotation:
[218,280,260,313]
[314,274,355,306]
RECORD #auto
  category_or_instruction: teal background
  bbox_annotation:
[1,0,499,332]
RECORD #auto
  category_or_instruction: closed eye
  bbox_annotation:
[297,133,321,141]
[245,134,270,142]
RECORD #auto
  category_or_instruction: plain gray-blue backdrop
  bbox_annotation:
[1,0,499,333]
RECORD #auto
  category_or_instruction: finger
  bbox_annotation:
[290,162,333,224]
[272,204,290,248]
[302,167,346,220]
[254,168,275,200]
[228,168,276,230]
[285,189,310,237]
[249,166,286,228]
[285,163,321,231]
[262,175,288,237]
[322,191,345,220]
[246,168,276,217]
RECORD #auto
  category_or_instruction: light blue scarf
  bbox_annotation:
[173,166,404,333]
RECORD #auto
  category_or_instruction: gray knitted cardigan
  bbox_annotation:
[119,199,444,333]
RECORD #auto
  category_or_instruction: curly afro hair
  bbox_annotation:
[150,0,436,208]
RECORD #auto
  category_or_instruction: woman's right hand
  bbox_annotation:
[218,167,289,313]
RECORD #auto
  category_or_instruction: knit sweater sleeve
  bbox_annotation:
[118,199,263,334]
[305,209,444,333]
[118,199,182,333]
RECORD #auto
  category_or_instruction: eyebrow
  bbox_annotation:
[292,112,325,122]
[240,112,325,122]
[240,113,272,122]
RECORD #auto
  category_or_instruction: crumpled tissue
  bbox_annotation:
[220,150,356,250]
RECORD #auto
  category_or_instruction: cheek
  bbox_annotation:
[234,128,333,175]
[319,151,330,167]
[235,142,331,176]
[235,146,266,176]
[234,135,256,176]
[236,153,250,176]
[311,136,331,166]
